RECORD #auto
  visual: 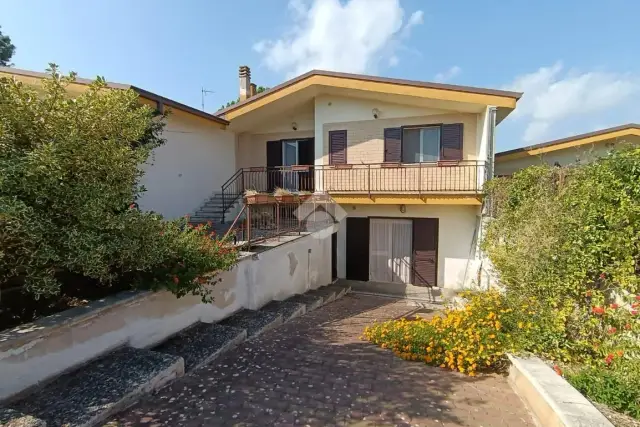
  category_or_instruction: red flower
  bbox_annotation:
[129,203,136,209]
[610,303,619,309]
[173,276,180,284]
[599,273,606,280]
[592,306,605,315]
[632,310,638,316]
[607,327,617,334]
[553,365,563,376]
[632,302,639,309]
[636,295,640,301]
[605,354,614,365]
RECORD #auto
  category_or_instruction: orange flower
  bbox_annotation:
[585,290,593,297]
[616,350,624,357]
[607,327,617,334]
[591,306,605,315]
[610,303,619,309]
[605,353,614,365]
[624,323,632,330]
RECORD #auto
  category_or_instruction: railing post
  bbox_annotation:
[248,205,253,251]
[240,170,245,197]
[367,164,371,199]
[418,163,422,198]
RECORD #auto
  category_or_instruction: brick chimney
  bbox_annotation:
[239,65,251,101]
[250,83,257,97]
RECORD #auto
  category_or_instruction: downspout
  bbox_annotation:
[477,107,498,289]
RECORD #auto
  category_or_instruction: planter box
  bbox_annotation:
[275,195,297,204]
[245,194,272,204]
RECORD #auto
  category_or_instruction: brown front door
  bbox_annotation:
[412,218,438,287]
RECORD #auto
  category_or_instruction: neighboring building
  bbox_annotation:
[495,124,640,176]
[0,66,236,220]
[0,65,522,291]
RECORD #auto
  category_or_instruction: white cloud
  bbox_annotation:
[254,0,424,77]
[504,62,640,142]
[434,65,461,83]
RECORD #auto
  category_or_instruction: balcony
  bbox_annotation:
[221,160,485,211]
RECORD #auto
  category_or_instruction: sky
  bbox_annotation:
[2,0,639,151]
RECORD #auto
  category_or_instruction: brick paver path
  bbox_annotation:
[108,294,535,426]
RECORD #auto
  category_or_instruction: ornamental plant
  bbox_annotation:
[0,65,236,302]
[363,291,512,376]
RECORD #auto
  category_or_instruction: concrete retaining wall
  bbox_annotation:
[0,226,335,401]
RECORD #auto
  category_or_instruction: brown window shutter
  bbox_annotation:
[384,127,402,162]
[329,130,347,165]
[440,123,463,161]
[412,218,438,286]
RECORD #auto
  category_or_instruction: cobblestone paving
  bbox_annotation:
[108,294,535,426]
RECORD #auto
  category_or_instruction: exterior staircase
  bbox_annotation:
[189,192,243,236]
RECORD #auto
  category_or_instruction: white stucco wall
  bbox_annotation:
[138,109,236,219]
[336,204,480,290]
[0,228,334,401]
[495,136,640,176]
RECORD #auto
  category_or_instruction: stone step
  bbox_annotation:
[220,309,282,338]
[284,293,324,312]
[153,323,246,372]
[322,282,351,300]
[4,347,183,427]
[306,287,337,305]
[260,300,306,323]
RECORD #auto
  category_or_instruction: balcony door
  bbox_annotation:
[266,139,314,192]
[369,218,412,284]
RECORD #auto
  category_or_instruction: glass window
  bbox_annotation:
[402,127,440,163]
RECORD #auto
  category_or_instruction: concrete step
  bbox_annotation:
[340,279,444,303]
[153,323,246,372]
[261,300,306,323]
[4,347,183,427]
[285,293,324,312]
[322,282,351,300]
[306,287,337,305]
[220,309,282,338]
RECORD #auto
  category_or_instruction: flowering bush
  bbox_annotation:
[0,65,236,303]
[363,291,512,376]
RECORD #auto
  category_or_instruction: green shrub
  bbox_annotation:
[0,65,236,301]
[482,148,640,364]
[567,360,640,419]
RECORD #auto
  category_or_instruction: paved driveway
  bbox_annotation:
[108,294,534,426]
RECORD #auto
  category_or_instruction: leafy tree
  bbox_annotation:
[221,85,268,109]
[0,64,237,300]
[0,26,16,66]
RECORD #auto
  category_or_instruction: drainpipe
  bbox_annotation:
[477,107,498,289]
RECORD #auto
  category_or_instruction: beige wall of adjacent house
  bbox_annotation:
[314,95,480,165]
[336,204,481,290]
[138,108,236,219]
[495,135,640,176]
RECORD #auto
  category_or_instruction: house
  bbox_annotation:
[495,124,640,176]
[0,65,522,291]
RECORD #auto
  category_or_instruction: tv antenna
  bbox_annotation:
[201,87,215,111]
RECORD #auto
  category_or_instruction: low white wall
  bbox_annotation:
[0,227,334,401]
[336,204,480,290]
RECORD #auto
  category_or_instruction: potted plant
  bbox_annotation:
[244,189,270,204]
[274,187,296,203]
